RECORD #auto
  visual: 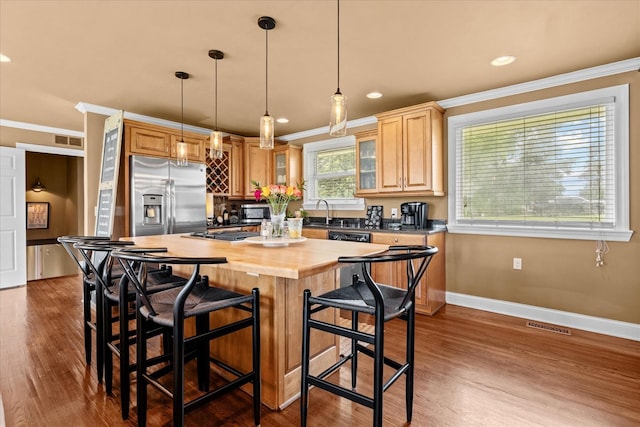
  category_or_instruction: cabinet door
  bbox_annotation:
[403,109,432,192]
[244,140,272,198]
[370,233,425,290]
[419,232,446,315]
[302,228,327,239]
[170,134,205,163]
[229,139,244,198]
[129,126,170,157]
[355,130,378,195]
[377,117,403,193]
[273,145,302,187]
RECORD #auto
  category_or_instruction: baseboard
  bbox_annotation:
[446,292,640,342]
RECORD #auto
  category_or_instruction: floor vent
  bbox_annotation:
[526,321,571,335]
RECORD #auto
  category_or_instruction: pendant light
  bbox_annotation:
[258,16,276,150]
[329,0,347,137]
[175,71,189,167]
[208,49,224,160]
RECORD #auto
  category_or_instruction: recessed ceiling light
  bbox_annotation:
[276,117,289,124]
[0,54,12,63]
[366,91,383,99]
[491,55,516,67]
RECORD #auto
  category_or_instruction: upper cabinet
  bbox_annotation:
[124,119,207,163]
[273,144,303,187]
[206,135,244,199]
[375,102,445,196]
[355,130,378,195]
[243,137,273,198]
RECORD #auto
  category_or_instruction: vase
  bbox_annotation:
[269,203,288,238]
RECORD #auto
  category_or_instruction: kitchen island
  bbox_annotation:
[123,234,388,410]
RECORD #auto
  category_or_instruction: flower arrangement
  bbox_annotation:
[252,180,304,215]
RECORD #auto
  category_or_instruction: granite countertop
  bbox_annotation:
[304,218,447,235]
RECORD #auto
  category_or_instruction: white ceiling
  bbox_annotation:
[1,0,639,138]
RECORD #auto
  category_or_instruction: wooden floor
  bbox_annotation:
[1,275,639,427]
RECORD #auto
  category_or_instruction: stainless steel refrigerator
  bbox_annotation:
[130,155,206,236]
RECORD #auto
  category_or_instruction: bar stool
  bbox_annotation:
[74,240,185,420]
[112,247,261,427]
[301,245,438,427]
[57,235,115,377]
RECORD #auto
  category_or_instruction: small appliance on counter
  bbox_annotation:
[401,202,428,229]
[239,203,270,225]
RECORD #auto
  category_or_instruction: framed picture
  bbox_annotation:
[27,202,49,229]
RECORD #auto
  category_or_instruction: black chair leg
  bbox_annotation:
[118,280,131,420]
[406,307,416,422]
[351,310,359,389]
[195,313,210,392]
[95,280,105,384]
[83,280,92,365]
[251,288,261,427]
[136,309,148,427]
[172,313,186,427]
[373,310,385,427]
[104,301,114,395]
[300,290,312,427]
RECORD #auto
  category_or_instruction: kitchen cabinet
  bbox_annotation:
[375,102,445,196]
[206,135,244,199]
[273,144,303,187]
[355,130,378,195]
[302,228,327,239]
[243,137,276,198]
[370,231,446,315]
[124,119,206,163]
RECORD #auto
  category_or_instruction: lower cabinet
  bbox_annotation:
[302,228,328,239]
[370,232,446,315]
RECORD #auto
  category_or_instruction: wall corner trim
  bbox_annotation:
[446,292,640,342]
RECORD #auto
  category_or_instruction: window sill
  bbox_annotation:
[447,224,633,242]
[302,199,365,212]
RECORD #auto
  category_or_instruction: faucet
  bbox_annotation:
[316,199,331,225]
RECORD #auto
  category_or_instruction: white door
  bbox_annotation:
[0,146,26,288]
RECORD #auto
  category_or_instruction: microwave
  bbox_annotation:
[239,203,270,224]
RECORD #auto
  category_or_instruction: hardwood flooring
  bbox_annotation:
[1,275,638,426]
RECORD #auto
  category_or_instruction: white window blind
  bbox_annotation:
[448,85,631,241]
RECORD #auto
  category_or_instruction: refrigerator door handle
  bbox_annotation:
[169,179,176,234]
[163,179,171,234]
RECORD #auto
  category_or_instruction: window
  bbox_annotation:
[302,135,365,211]
[448,85,631,241]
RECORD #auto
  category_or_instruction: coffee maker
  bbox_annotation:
[400,202,428,229]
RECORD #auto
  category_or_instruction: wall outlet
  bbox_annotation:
[391,208,398,218]
[513,257,522,270]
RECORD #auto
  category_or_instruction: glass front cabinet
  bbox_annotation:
[355,130,378,195]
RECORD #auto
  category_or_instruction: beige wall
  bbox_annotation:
[289,71,639,325]
[444,71,639,324]
[0,127,84,240]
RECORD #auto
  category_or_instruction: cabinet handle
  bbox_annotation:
[394,238,399,243]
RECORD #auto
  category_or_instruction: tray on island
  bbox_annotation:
[242,236,307,247]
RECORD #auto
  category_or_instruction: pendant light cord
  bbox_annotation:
[180,77,184,141]
[214,58,218,131]
[336,0,340,93]
[265,28,269,115]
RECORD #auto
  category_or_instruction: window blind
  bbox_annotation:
[455,101,615,229]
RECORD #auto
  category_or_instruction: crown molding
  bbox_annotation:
[277,116,377,142]
[0,119,84,138]
[438,57,640,109]
[74,103,215,136]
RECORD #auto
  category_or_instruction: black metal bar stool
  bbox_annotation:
[74,240,185,420]
[301,245,438,427]
[112,247,261,427]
